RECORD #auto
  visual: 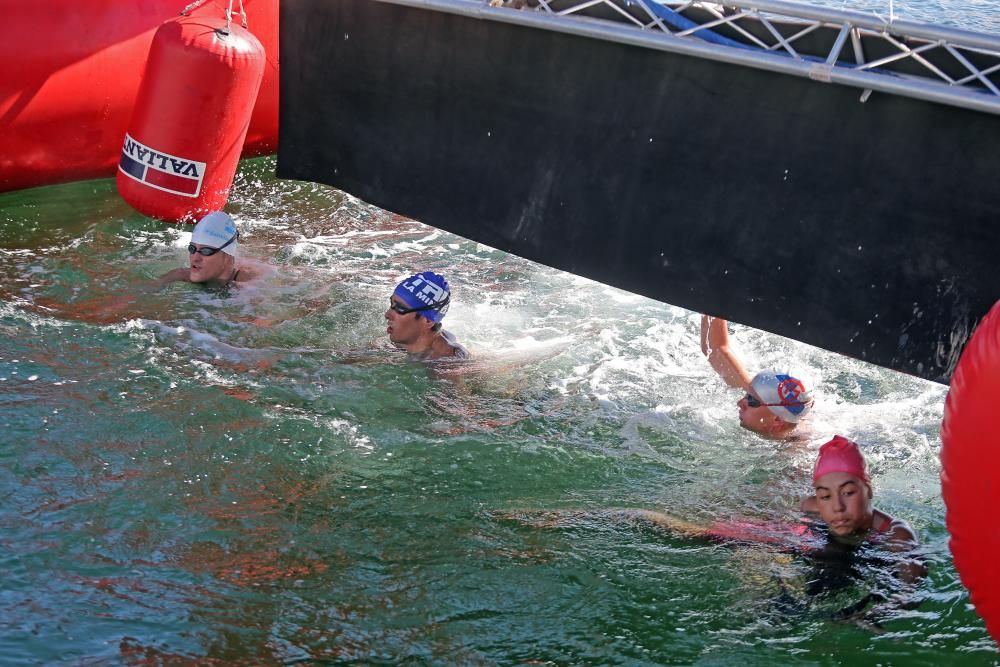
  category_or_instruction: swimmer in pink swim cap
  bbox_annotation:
[506,433,926,617]
[801,436,921,564]
[701,315,814,439]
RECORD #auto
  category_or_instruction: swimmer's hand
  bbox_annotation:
[148,267,190,291]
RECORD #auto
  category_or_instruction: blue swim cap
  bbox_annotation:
[392,272,451,323]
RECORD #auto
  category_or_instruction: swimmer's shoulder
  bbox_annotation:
[440,329,470,360]
[874,510,919,548]
[232,259,273,284]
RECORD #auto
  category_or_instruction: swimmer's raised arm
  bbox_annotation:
[701,315,752,390]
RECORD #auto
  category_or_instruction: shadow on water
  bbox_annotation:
[0,157,994,663]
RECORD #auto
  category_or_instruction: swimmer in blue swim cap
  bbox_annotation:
[701,315,814,439]
[386,272,469,360]
[157,211,263,287]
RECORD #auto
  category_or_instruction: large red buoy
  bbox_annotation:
[117,14,265,222]
[941,300,1000,644]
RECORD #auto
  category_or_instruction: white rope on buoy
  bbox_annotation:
[180,0,248,33]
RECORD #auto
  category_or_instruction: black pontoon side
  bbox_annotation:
[278,0,1000,383]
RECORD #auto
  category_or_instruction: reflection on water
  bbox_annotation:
[0,158,993,663]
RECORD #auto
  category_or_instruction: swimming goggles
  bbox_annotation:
[388,294,450,315]
[188,233,238,256]
[744,393,812,409]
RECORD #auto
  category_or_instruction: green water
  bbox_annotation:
[0,158,994,664]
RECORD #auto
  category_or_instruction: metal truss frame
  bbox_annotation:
[381,0,1000,115]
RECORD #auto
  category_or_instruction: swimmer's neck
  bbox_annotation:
[197,266,241,288]
[403,330,453,360]
[743,423,806,442]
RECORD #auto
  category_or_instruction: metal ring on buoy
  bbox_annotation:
[941,300,1000,644]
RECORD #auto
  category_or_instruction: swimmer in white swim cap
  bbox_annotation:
[156,211,262,287]
[701,315,814,439]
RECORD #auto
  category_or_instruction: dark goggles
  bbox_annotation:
[188,233,238,256]
[388,294,450,316]
[744,393,811,409]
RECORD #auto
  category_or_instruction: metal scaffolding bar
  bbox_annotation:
[381,0,1000,115]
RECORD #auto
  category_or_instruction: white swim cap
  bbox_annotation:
[192,211,239,256]
[750,370,814,423]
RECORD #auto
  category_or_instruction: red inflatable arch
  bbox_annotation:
[0,0,277,194]
[941,299,1000,644]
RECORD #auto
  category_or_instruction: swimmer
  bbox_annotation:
[502,435,924,622]
[800,435,925,584]
[510,435,924,571]
[155,211,264,288]
[386,271,469,361]
[26,211,266,324]
[701,315,813,439]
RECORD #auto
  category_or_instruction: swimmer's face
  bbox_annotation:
[189,243,233,284]
[737,392,788,437]
[813,471,873,537]
[385,295,428,347]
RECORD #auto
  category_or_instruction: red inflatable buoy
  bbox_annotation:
[941,300,1000,644]
[117,16,265,222]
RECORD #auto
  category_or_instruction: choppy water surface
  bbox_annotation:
[0,158,993,664]
[806,0,999,32]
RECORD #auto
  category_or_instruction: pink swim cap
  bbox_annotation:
[813,435,870,484]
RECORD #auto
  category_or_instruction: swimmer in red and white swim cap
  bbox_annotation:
[701,315,814,439]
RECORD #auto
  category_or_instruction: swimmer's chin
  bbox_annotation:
[828,523,866,542]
